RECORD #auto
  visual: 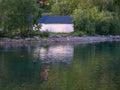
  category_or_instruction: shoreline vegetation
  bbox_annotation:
[0,0,120,45]
[0,0,120,39]
[0,35,120,46]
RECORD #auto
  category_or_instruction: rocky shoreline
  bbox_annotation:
[0,35,120,46]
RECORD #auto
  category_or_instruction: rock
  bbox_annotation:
[14,36,21,39]
[25,38,31,41]
[33,36,42,41]
[11,39,16,42]
[2,38,11,42]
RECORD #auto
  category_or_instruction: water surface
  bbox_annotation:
[0,42,120,90]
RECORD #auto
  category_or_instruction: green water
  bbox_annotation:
[0,42,120,90]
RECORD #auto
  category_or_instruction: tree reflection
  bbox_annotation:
[0,42,120,90]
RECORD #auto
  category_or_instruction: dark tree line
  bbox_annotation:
[0,0,120,37]
[51,0,120,35]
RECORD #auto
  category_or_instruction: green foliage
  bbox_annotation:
[38,0,54,14]
[72,8,95,35]
[72,5,120,35]
[39,31,50,38]
[71,31,86,36]
[94,11,113,35]
[50,0,120,35]
[51,0,77,15]
[109,16,120,35]
[94,11,120,35]
[93,0,114,11]
[0,31,3,38]
[77,0,93,10]
[1,0,120,37]
[28,30,50,38]
[0,0,41,37]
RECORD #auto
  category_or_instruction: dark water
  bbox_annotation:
[0,42,120,90]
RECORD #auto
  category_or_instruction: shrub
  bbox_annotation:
[39,31,50,38]
[94,11,112,35]
[72,7,120,35]
[28,30,50,38]
[72,31,86,36]
[94,11,120,35]
[109,16,120,35]
[72,8,96,35]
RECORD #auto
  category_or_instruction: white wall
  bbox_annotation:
[33,24,74,33]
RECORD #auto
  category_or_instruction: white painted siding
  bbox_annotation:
[33,24,74,33]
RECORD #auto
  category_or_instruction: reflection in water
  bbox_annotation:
[33,45,74,64]
[40,65,49,81]
[33,44,74,81]
[0,42,120,90]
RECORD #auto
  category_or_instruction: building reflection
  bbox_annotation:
[33,44,74,80]
[33,45,74,64]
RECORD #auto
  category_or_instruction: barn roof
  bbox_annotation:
[38,16,72,24]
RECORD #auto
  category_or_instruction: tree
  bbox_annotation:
[0,0,6,28]
[51,0,78,15]
[0,0,41,37]
[72,8,95,35]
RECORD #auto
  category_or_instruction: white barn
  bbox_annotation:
[33,16,74,33]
